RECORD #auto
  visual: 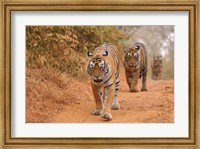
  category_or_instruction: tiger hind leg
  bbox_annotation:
[158,73,162,80]
[111,78,120,110]
[141,73,148,91]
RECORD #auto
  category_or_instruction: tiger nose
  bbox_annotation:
[94,76,101,79]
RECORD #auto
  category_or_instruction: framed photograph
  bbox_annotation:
[1,0,199,148]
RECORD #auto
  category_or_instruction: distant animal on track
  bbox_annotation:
[151,55,162,80]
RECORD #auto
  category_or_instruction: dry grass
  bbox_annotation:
[26,66,91,123]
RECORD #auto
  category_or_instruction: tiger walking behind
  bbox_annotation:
[151,55,162,80]
[86,43,120,120]
[123,42,148,92]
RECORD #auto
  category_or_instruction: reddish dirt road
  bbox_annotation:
[52,74,174,123]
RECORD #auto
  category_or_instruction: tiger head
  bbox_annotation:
[86,50,110,84]
[153,55,162,71]
[124,45,141,68]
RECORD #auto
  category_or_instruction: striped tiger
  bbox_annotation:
[151,55,162,80]
[86,43,120,120]
[123,42,148,92]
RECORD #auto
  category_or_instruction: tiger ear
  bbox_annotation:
[87,51,93,57]
[135,46,140,50]
[124,48,129,52]
[103,50,108,56]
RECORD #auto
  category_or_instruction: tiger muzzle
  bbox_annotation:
[129,62,138,67]
[93,76,103,83]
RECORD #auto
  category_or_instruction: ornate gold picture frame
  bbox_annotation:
[0,0,199,148]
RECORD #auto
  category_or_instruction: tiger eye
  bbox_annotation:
[90,61,95,68]
[99,61,105,69]
[134,52,139,58]
[127,53,132,57]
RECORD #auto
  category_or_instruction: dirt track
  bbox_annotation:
[52,74,174,123]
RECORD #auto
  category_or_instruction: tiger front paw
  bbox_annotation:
[130,88,138,92]
[111,102,120,110]
[101,112,112,120]
[91,109,103,115]
[141,88,148,91]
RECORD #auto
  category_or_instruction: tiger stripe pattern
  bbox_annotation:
[151,55,162,80]
[123,42,148,92]
[86,43,120,120]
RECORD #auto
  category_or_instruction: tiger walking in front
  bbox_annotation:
[86,43,120,120]
[123,42,148,92]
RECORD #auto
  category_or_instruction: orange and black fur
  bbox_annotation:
[151,55,162,80]
[86,43,120,120]
[123,42,148,92]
